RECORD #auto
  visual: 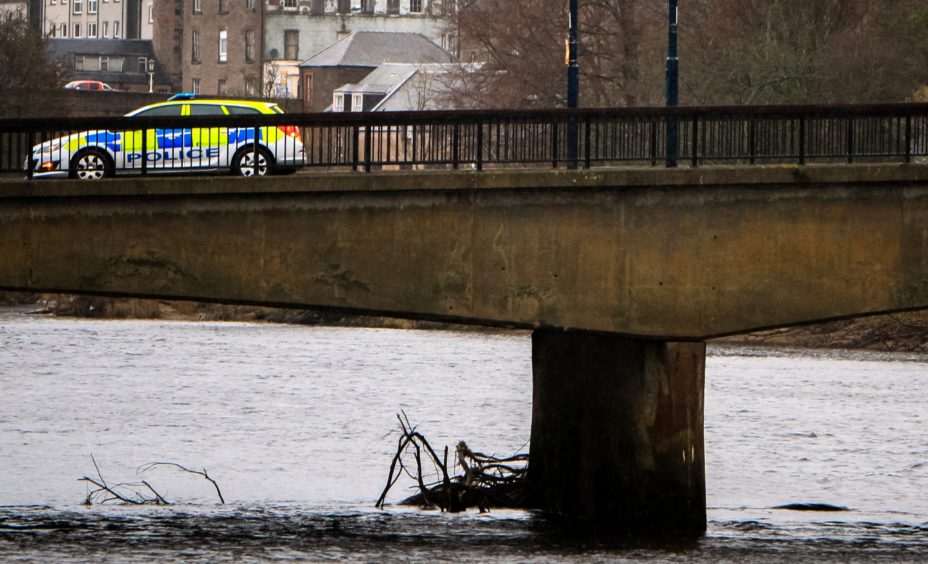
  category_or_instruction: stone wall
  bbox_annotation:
[0,89,167,118]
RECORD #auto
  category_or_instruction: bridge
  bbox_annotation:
[2,104,928,532]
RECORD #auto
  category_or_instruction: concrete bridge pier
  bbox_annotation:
[527,329,706,532]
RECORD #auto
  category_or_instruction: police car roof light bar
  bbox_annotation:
[167,92,197,101]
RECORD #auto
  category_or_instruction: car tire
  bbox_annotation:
[69,148,114,180]
[231,146,273,177]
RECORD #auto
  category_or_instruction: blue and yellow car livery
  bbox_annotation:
[29,97,305,180]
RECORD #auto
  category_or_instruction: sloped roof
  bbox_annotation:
[48,38,156,58]
[329,63,476,112]
[299,31,454,68]
[333,63,419,96]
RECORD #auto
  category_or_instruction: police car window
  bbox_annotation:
[133,105,184,117]
[224,106,261,115]
[189,104,225,116]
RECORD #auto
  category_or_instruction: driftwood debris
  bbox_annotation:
[376,413,528,513]
[79,454,225,505]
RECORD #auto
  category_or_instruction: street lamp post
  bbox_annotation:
[147,59,155,93]
[567,0,579,168]
[666,0,679,167]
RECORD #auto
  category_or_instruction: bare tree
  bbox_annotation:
[443,0,928,109]
[0,19,61,91]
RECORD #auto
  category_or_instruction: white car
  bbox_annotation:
[28,96,305,180]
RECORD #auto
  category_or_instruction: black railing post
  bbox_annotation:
[748,118,756,165]
[905,114,912,163]
[798,116,806,165]
[584,116,591,168]
[141,128,148,175]
[690,114,698,167]
[566,0,579,169]
[26,130,34,179]
[552,121,559,168]
[476,122,483,171]
[364,125,372,173]
[665,0,679,167]
[352,126,360,171]
[650,119,658,166]
[253,125,259,172]
[846,117,854,164]
[452,123,460,169]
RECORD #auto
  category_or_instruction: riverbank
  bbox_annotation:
[2,291,927,353]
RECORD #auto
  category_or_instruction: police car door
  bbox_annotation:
[186,103,226,168]
[120,104,184,171]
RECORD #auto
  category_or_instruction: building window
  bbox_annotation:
[100,55,108,71]
[102,20,108,37]
[283,0,296,7]
[49,0,56,5]
[336,0,349,13]
[333,94,344,112]
[409,0,422,12]
[191,29,200,63]
[387,0,398,15]
[72,0,81,14]
[113,20,119,37]
[218,30,227,63]
[310,0,322,14]
[60,23,66,36]
[284,29,298,60]
[245,29,255,63]
[148,0,153,22]
[351,93,363,112]
[47,24,55,36]
[244,77,257,95]
[88,0,96,13]
[192,78,200,94]
[360,0,374,12]
[218,0,226,13]
[193,0,201,13]
[245,0,254,9]
[137,56,147,72]
[217,79,227,95]
[73,23,80,37]
[88,21,97,37]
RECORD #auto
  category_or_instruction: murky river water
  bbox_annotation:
[0,308,925,561]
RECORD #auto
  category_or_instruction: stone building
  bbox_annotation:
[263,0,452,100]
[0,0,29,21]
[0,0,53,33]
[42,0,152,40]
[152,0,263,96]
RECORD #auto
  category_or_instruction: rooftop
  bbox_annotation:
[299,31,454,68]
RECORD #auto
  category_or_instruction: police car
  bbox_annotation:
[28,95,305,180]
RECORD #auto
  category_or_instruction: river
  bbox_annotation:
[0,308,925,561]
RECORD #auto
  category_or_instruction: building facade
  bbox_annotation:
[0,0,29,20]
[167,0,264,96]
[42,0,152,40]
[263,0,453,100]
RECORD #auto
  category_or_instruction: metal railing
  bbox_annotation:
[3,103,928,177]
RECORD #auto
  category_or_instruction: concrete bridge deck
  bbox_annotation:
[1,163,926,339]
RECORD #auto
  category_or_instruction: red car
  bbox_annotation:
[64,80,116,91]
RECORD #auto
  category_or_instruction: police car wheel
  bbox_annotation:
[232,147,272,177]
[70,149,113,180]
